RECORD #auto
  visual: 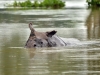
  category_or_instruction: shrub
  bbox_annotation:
[18,0,32,7]
[32,0,39,8]
[87,0,100,7]
[13,0,18,7]
[25,0,32,7]
[42,0,65,9]
[10,0,65,9]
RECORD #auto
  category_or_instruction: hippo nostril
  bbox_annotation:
[34,44,36,47]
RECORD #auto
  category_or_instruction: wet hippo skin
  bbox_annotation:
[25,23,79,48]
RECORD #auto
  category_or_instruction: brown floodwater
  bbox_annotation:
[0,1,100,75]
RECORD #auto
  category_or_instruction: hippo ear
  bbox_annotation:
[29,23,35,32]
[46,30,57,37]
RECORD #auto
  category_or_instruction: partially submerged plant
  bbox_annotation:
[86,0,100,7]
[7,0,65,9]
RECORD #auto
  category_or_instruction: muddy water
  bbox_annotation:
[0,0,100,75]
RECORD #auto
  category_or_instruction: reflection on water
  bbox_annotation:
[87,49,100,75]
[0,48,30,75]
[1,47,100,75]
[86,9,100,39]
[0,4,100,75]
[0,9,88,28]
[85,9,100,75]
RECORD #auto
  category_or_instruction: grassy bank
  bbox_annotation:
[8,0,65,9]
[86,0,100,7]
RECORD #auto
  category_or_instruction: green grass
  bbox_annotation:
[8,0,65,9]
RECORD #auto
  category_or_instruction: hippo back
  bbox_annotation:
[47,35,67,47]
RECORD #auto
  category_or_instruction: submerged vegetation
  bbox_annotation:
[8,0,65,9]
[86,0,100,7]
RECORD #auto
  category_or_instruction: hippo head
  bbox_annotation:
[25,23,57,48]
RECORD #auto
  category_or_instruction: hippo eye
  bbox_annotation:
[40,41,43,44]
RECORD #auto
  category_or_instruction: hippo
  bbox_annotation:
[25,23,79,48]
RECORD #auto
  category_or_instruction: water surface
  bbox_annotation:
[0,0,100,75]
